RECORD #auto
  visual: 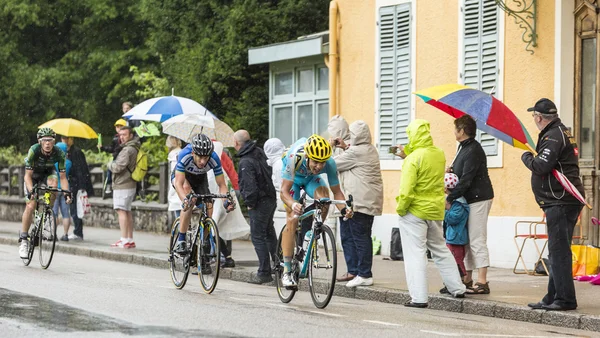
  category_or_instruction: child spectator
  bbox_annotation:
[440,173,470,294]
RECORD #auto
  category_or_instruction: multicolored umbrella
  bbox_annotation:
[415,83,591,209]
[39,118,98,139]
[123,95,217,122]
[414,84,535,151]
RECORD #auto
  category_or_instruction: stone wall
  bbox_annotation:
[0,196,171,234]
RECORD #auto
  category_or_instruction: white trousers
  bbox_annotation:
[398,212,466,303]
[464,199,493,271]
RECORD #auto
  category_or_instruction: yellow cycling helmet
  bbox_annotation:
[114,118,127,127]
[304,134,332,162]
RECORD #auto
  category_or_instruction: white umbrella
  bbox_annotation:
[162,114,215,143]
[124,95,217,122]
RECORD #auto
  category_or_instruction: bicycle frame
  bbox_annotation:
[183,193,232,257]
[295,194,352,279]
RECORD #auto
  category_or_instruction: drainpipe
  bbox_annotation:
[329,1,339,118]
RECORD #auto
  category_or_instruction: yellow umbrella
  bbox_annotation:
[38,118,99,139]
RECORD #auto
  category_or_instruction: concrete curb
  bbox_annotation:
[2,237,599,332]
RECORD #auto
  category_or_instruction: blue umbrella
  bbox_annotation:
[123,96,217,122]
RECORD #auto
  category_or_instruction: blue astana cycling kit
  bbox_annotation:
[282,138,339,200]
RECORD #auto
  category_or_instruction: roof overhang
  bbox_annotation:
[248,32,329,65]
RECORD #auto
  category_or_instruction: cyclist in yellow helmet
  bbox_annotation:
[279,134,353,287]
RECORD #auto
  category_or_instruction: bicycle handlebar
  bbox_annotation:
[32,184,71,195]
[188,192,233,201]
[293,192,353,220]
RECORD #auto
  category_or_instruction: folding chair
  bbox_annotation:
[513,215,548,275]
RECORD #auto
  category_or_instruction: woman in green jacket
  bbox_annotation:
[394,119,466,308]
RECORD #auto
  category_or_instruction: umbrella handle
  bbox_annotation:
[525,143,537,156]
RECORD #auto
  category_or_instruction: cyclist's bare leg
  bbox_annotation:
[178,180,194,233]
[313,186,331,219]
[282,207,299,275]
[21,199,36,234]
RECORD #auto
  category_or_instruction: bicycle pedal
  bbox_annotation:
[285,285,299,291]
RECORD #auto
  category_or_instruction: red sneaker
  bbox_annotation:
[124,242,136,249]
[110,240,124,248]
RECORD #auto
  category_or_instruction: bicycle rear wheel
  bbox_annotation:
[198,218,220,294]
[275,225,296,303]
[308,224,337,309]
[39,209,57,269]
[168,218,190,289]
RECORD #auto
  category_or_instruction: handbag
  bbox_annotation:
[572,244,600,277]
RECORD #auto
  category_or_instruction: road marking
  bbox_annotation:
[363,320,402,327]
[419,331,558,337]
[229,297,252,302]
[308,311,344,317]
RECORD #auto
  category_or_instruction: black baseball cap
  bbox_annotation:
[527,98,558,115]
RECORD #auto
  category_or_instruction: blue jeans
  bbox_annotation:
[542,204,582,308]
[53,193,70,219]
[247,199,278,276]
[340,212,374,278]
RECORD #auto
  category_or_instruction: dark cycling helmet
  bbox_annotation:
[304,134,332,162]
[191,133,214,156]
[37,127,56,140]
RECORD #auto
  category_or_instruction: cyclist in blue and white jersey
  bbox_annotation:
[172,134,234,254]
[279,134,353,287]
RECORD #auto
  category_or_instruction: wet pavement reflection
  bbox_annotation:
[0,288,240,337]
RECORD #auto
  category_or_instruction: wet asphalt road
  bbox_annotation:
[0,244,594,338]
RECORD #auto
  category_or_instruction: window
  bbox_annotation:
[580,38,596,159]
[273,106,293,146]
[297,69,313,93]
[269,60,329,145]
[377,3,412,160]
[317,101,329,135]
[274,72,293,95]
[318,67,329,91]
[461,0,499,156]
[297,104,313,138]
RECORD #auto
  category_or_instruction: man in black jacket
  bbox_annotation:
[522,98,584,311]
[62,136,95,241]
[234,130,277,284]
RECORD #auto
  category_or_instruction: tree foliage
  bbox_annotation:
[0,0,330,149]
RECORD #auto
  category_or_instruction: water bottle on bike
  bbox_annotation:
[302,230,313,258]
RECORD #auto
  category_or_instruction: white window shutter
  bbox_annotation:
[462,0,498,156]
[378,3,411,159]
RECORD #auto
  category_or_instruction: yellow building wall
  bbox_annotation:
[335,0,556,217]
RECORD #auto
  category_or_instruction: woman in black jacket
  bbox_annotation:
[447,115,494,294]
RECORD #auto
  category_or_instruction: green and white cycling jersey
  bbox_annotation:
[24,144,66,173]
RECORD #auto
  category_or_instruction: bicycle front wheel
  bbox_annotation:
[308,224,337,309]
[22,230,35,267]
[275,224,296,303]
[168,218,190,289]
[39,209,57,269]
[198,218,220,294]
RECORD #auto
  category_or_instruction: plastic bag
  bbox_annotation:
[390,227,403,261]
[76,189,91,219]
[372,236,381,255]
[572,244,600,277]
